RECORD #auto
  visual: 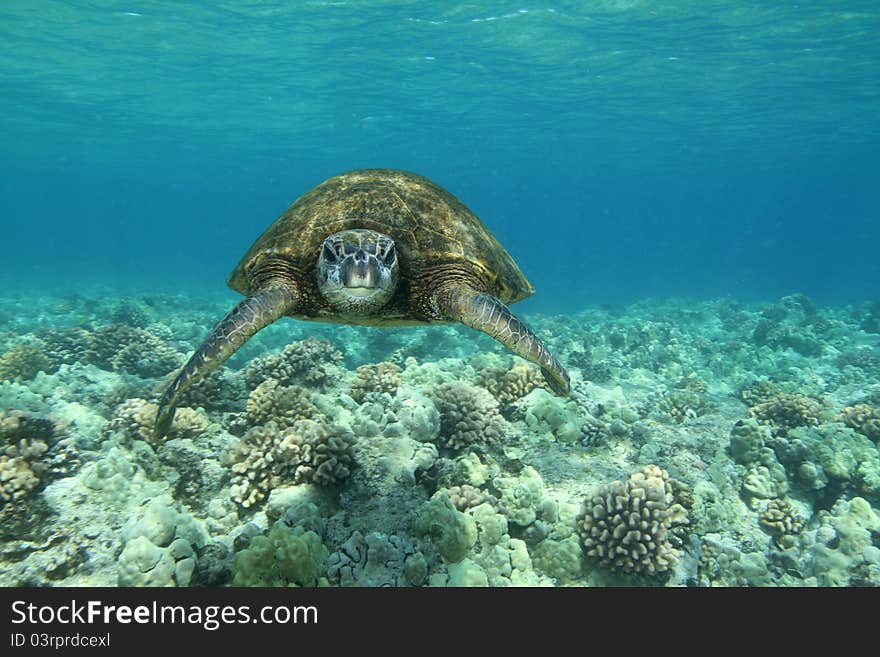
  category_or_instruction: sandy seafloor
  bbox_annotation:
[1,288,879,587]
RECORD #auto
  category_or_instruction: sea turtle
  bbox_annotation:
[154,169,570,439]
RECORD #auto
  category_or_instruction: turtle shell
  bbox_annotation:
[228,169,534,325]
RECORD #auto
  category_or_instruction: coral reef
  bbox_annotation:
[102,398,208,446]
[4,289,880,588]
[657,390,708,423]
[445,484,505,513]
[476,362,546,405]
[1,436,48,508]
[837,404,880,443]
[223,419,355,508]
[808,497,880,586]
[414,492,477,563]
[748,393,823,433]
[0,344,54,381]
[0,410,58,510]
[175,368,243,413]
[243,338,343,390]
[350,362,402,402]
[576,465,690,577]
[232,520,329,586]
[738,380,783,407]
[245,379,316,429]
[429,381,506,449]
[579,415,611,446]
[117,496,206,586]
[327,531,425,587]
[758,498,805,548]
[38,324,183,377]
[772,423,880,502]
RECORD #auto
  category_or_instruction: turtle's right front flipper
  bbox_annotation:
[154,284,297,441]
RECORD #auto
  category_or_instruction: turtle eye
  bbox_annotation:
[322,242,338,263]
[384,244,396,267]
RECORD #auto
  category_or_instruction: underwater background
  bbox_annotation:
[1,1,879,586]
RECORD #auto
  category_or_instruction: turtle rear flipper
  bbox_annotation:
[437,284,570,396]
[153,285,297,440]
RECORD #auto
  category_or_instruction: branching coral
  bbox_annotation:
[429,381,506,450]
[350,362,402,403]
[444,484,505,514]
[759,498,805,547]
[245,379,316,429]
[836,349,880,372]
[749,393,823,432]
[0,344,54,381]
[576,465,690,576]
[580,415,611,446]
[738,380,783,407]
[103,398,207,446]
[175,368,240,412]
[657,390,707,423]
[36,324,182,377]
[674,375,708,394]
[243,338,343,390]
[223,419,355,508]
[0,411,57,509]
[837,404,880,443]
[476,362,546,405]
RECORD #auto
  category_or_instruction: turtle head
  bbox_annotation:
[317,229,398,314]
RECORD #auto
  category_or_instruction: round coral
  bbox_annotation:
[350,362,402,403]
[429,381,506,450]
[749,393,823,432]
[759,498,805,547]
[243,338,343,390]
[0,344,54,381]
[837,404,880,443]
[224,419,355,508]
[476,362,546,405]
[245,379,316,428]
[103,398,207,446]
[577,465,690,576]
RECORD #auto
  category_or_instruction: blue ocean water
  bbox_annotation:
[1,1,878,310]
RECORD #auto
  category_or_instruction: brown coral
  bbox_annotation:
[1,440,48,507]
[223,419,355,508]
[350,362,402,403]
[243,338,343,390]
[36,324,182,377]
[738,380,782,407]
[103,398,208,446]
[658,391,707,423]
[0,344,54,381]
[837,404,880,443]
[476,362,546,405]
[0,411,57,508]
[580,416,611,447]
[246,379,316,428]
[429,381,506,450]
[444,484,505,514]
[576,465,690,576]
[675,375,708,394]
[749,393,823,432]
[759,498,805,547]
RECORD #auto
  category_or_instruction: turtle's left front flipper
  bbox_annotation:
[438,285,570,396]
[153,284,297,441]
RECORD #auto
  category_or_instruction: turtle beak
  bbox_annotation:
[342,249,381,290]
